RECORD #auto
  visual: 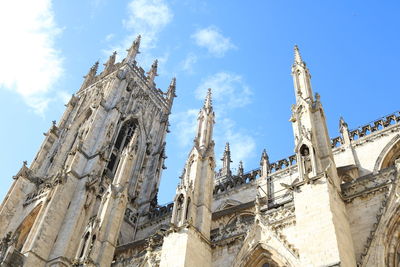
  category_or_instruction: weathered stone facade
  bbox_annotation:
[1,38,400,267]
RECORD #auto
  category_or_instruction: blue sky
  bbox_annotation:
[0,0,399,204]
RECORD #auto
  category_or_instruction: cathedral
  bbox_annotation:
[1,36,400,267]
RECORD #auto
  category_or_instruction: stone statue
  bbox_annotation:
[301,146,312,178]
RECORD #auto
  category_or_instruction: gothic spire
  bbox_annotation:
[125,35,141,64]
[221,142,232,177]
[291,45,313,100]
[147,59,158,85]
[195,88,215,150]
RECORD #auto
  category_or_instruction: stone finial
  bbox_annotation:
[237,160,244,176]
[147,59,158,85]
[204,88,213,110]
[125,35,141,64]
[339,116,351,145]
[260,149,270,177]
[339,116,348,132]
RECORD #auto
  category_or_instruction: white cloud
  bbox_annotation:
[0,0,63,115]
[170,109,199,148]
[105,0,173,71]
[214,118,256,170]
[105,33,114,42]
[57,90,72,105]
[195,72,252,113]
[123,0,172,51]
[192,26,236,57]
[180,53,198,73]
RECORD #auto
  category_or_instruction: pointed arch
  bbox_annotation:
[384,206,400,267]
[233,219,300,267]
[237,243,286,267]
[374,134,400,172]
[14,203,42,251]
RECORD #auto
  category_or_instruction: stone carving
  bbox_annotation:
[0,232,14,262]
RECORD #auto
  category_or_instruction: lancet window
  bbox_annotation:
[106,119,137,177]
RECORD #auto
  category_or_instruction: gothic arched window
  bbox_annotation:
[106,119,137,177]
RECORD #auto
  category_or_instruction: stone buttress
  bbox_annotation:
[159,89,216,267]
[289,45,356,266]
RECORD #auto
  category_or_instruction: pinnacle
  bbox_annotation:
[224,142,230,152]
[147,59,159,81]
[204,88,213,109]
[294,45,303,64]
[152,59,158,71]
[93,61,99,69]
[128,35,141,52]
[169,77,176,88]
[261,149,269,159]
[339,116,348,129]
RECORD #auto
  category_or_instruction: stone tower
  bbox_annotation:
[160,89,215,267]
[290,45,356,266]
[0,35,176,266]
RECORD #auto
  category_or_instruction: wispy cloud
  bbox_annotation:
[215,118,256,169]
[105,33,114,42]
[106,0,173,69]
[180,53,198,73]
[124,0,173,50]
[192,26,236,57]
[170,109,199,148]
[0,0,63,115]
[195,72,252,113]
